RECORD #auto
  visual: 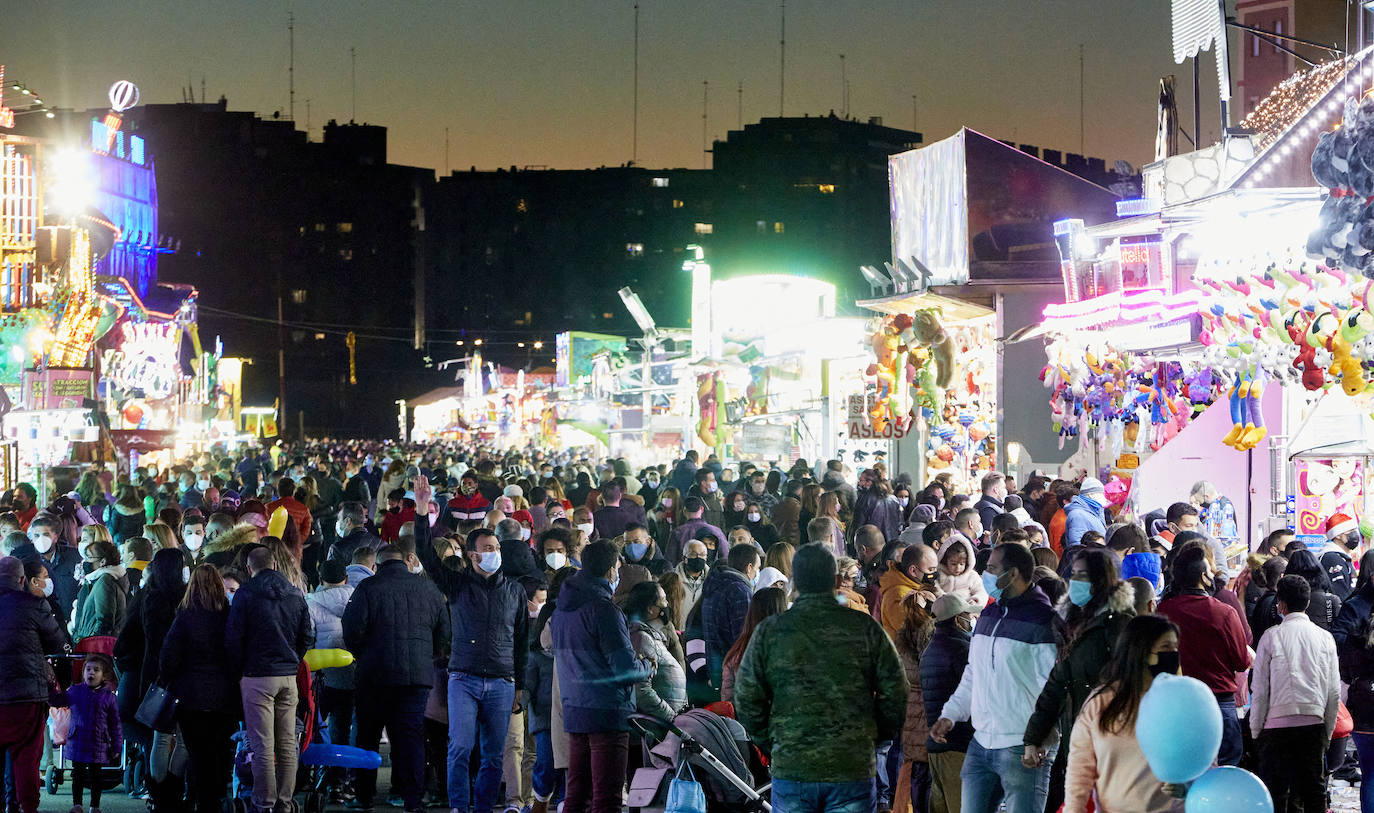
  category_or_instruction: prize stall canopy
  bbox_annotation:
[409,354,556,448]
[854,128,1122,490]
[1021,45,1374,558]
[697,274,869,467]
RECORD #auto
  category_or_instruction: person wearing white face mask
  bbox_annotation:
[409,478,530,813]
[689,470,725,529]
[341,538,449,813]
[536,527,573,578]
[24,515,81,628]
[180,517,207,561]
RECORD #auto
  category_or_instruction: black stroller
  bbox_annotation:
[627,710,770,813]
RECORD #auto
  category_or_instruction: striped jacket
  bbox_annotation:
[940,585,1062,750]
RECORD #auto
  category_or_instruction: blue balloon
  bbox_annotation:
[1185,766,1273,812]
[300,743,381,770]
[1135,674,1222,783]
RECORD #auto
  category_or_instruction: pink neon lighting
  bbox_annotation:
[1042,288,1203,331]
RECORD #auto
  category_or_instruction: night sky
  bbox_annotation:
[8,1,1229,173]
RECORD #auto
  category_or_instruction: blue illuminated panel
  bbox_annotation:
[130,136,144,166]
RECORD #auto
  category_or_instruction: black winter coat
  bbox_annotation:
[921,619,974,754]
[113,584,183,699]
[329,527,383,564]
[1334,582,1374,649]
[1024,585,1134,747]
[415,502,529,688]
[0,586,67,703]
[160,605,236,713]
[1339,610,1374,731]
[225,569,313,678]
[342,560,449,688]
[106,504,147,547]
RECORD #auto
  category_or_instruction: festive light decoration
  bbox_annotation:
[101,320,183,400]
[1238,54,1357,155]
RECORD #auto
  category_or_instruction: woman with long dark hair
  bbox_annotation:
[1282,548,1342,631]
[1063,614,1182,812]
[719,587,788,703]
[108,485,148,547]
[1024,548,1134,813]
[160,565,236,813]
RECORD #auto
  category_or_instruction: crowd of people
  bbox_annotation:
[0,442,1370,813]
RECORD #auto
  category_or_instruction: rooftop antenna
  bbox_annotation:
[350,46,357,122]
[839,54,846,118]
[702,80,710,169]
[305,98,311,139]
[444,126,450,175]
[779,1,786,116]
[288,12,295,121]
[911,93,917,132]
[737,80,743,128]
[633,2,639,164]
[201,75,206,104]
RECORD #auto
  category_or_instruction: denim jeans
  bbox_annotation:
[1353,732,1374,813]
[1216,698,1242,767]
[959,739,1054,813]
[531,730,563,804]
[771,778,875,813]
[447,671,515,813]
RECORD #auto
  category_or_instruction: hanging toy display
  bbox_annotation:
[1306,95,1374,278]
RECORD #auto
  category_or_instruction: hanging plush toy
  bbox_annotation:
[1288,312,1326,390]
[911,309,954,387]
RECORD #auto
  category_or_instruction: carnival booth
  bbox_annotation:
[1022,45,1374,555]
[853,128,1124,489]
[409,353,555,447]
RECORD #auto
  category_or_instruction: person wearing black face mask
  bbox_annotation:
[1062,615,1180,812]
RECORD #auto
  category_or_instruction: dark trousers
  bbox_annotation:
[423,718,447,801]
[1257,724,1327,813]
[909,761,930,813]
[318,686,355,788]
[0,703,45,813]
[355,686,428,809]
[178,709,236,813]
[565,731,628,813]
[1043,745,1067,813]
[71,762,102,808]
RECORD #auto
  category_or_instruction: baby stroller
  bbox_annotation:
[46,636,125,795]
[628,709,770,813]
[227,651,380,813]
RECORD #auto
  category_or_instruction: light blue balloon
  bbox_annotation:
[1135,673,1222,783]
[1185,766,1273,812]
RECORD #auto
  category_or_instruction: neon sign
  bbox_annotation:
[102,321,181,400]
[108,81,139,113]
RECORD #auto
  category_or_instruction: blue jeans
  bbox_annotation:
[531,730,563,804]
[447,671,515,813]
[1216,698,1242,767]
[771,778,875,813]
[1353,732,1374,813]
[959,739,1054,813]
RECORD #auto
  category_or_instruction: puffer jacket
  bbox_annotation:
[328,527,383,564]
[1334,581,1374,649]
[527,613,555,735]
[343,559,449,688]
[936,535,987,610]
[1339,604,1374,731]
[1024,582,1134,749]
[734,592,907,783]
[899,647,928,763]
[629,619,687,723]
[203,523,261,570]
[71,564,128,642]
[701,565,752,685]
[552,570,652,733]
[1252,611,1341,738]
[1062,495,1107,548]
[107,503,147,547]
[225,569,313,678]
[0,586,67,703]
[54,682,122,765]
[413,501,528,686]
[877,567,920,639]
[922,619,974,753]
[307,583,356,689]
[160,605,236,713]
[940,585,1060,751]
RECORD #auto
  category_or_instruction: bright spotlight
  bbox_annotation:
[48,148,97,215]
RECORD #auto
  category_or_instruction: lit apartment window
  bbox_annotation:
[774,222,785,234]
[672,199,684,208]
[314,223,326,232]
[626,243,645,257]
[818,184,836,194]
[652,177,670,187]
[339,248,353,261]
[290,289,307,304]
[694,223,714,235]
[756,220,767,233]
[517,199,528,213]
[336,222,353,233]
[314,332,326,340]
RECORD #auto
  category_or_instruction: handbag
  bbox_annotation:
[48,707,72,746]
[134,683,179,733]
[1335,700,1354,740]
[665,759,707,813]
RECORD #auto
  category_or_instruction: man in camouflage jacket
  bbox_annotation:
[735,543,907,811]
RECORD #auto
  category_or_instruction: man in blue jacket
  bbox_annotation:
[553,541,653,813]
[1061,477,1108,549]
[701,544,760,693]
[411,477,528,813]
[226,546,314,813]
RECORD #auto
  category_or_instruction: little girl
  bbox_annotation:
[936,535,988,611]
[55,652,123,813]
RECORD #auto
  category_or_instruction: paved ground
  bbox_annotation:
[37,767,400,813]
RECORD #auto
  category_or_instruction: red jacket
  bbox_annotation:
[379,506,416,542]
[1158,592,1251,695]
[446,493,491,525]
[266,496,312,541]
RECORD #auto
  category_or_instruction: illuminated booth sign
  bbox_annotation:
[102,321,181,400]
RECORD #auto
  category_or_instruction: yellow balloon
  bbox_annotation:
[267,506,290,539]
[303,648,354,670]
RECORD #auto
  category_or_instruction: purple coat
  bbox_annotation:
[56,682,123,765]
